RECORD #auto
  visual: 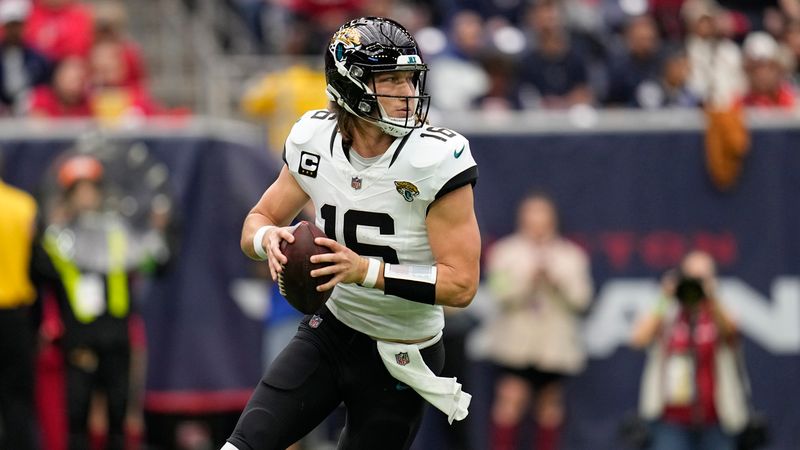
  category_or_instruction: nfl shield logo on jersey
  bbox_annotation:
[395,352,410,366]
[308,315,323,329]
[351,176,362,190]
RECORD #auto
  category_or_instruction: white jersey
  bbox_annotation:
[283,109,478,340]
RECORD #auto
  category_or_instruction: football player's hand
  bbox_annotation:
[310,237,368,291]
[264,226,295,281]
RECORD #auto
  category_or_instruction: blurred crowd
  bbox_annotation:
[0,0,177,124]
[2,0,795,127]
[236,0,800,117]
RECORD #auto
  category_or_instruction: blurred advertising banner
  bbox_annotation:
[467,128,800,450]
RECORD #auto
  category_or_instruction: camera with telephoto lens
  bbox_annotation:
[674,275,706,305]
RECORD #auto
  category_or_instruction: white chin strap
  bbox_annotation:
[375,101,417,137]
[375,117,414,137]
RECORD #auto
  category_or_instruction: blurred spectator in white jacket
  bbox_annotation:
[484,192,593,450]
[683,0,747,109]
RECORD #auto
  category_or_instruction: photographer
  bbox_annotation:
[631,250,747,450]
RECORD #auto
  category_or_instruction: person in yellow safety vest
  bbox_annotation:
[42,154,168,450]
[0,158,39,450]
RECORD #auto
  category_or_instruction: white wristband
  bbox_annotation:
[253,225,275,260]
[360,257,381,288]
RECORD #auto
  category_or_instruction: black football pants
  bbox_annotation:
[66,342,130,450]
[0,307,37,450]
[227,305,445,450]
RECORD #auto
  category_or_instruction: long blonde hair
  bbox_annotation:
[328,101,365,145]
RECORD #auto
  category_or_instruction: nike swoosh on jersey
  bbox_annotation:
[454,145,465,158]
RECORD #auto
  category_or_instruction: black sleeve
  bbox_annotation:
[29,240,60,286]
[427,166,478,215]
[28,240,60,331]
[434,165,478,200]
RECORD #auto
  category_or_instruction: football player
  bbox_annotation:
[224,17,480,450]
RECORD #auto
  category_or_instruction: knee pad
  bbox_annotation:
[262,338,320,390]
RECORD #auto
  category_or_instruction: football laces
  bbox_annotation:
[277,265,287,296]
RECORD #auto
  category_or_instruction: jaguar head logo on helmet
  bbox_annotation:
[325,17,431,138]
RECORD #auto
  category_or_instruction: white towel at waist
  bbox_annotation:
[376,331,472,424]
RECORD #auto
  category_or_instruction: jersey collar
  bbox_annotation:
[331,128,413,171]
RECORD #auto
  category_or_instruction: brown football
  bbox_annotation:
[277,221,334,314]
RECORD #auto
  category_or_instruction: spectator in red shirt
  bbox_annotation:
[29,56,91,117]
[286,0,363,22]
[632,251,746,450]
[93,1,145,88]
[23,0,93,61]
[742,31,796,108]
[286,0,364,49]
[88,40,159,122]
[651,0,689,41]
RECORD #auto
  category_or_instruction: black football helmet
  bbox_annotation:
[325,17,430,137]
